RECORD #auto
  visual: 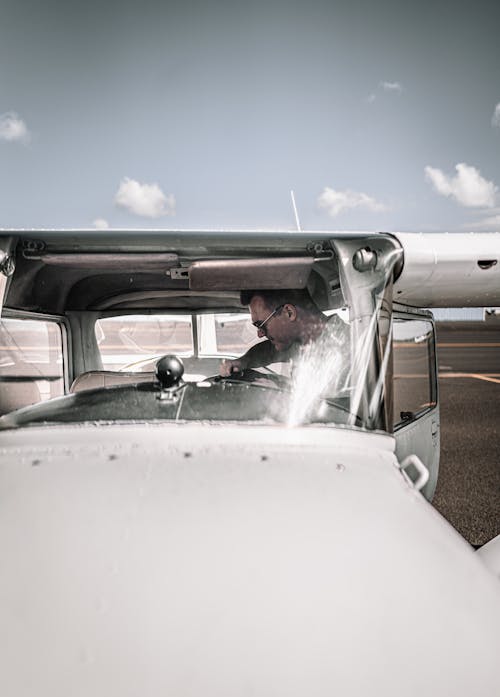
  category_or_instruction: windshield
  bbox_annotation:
[0,303,386,432]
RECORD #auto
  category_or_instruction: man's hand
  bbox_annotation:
[219,358,247,377]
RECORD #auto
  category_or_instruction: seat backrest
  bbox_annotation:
[0,378,42,415]
[70,371,156,393]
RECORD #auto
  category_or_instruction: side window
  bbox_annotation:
[206,313,257,356]
[0,317,65,415]
[393,318,437,428]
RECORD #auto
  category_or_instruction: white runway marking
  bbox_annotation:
[438,372,500,384]
[399,373,500,384]
[437,342,500,347]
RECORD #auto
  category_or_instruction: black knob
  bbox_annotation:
[155,355,184,388]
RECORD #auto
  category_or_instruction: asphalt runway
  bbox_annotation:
[431,320,500,547]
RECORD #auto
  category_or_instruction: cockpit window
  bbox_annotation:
[96,313,263,373]
[393,318,437,427]
[203,313,261,356]
[96,315,193,371]
[0,317,65,414]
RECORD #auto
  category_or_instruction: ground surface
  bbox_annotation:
[432,320,500,546]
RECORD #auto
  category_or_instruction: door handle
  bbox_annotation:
[399,454,429,491]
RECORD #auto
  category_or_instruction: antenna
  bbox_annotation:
[290,190,302,231]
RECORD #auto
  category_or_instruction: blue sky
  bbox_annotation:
[1,0,499,232]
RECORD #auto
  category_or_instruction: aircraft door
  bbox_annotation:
[393,312,440,501]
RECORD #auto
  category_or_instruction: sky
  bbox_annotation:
[1,0,500,232]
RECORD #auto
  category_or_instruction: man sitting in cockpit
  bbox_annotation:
[219,288,348,381]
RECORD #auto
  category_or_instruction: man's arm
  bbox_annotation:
[219,340,284,376]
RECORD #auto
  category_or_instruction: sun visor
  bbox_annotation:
[189,257,314,291]
[38,253,179,271]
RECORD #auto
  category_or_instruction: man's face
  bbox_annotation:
[249,295,296,352]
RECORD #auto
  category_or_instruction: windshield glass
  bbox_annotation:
[0,304,384,432]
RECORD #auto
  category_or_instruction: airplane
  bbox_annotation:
[0,228,499,696]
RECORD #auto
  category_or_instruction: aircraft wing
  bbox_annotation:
[392,232,500,307]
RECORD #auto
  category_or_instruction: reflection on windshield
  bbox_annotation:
[286,317,350,427]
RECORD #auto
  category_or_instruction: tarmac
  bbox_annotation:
[431,321,500,546]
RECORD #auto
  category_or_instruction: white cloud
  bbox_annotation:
[0,112,30,143]
[380,81,403,93]
[114,177,176,218]
[317,187,388,217]
[492,102,500,127]
[93,218,109,230]
[425,162,497,208]
[366,81,403,103]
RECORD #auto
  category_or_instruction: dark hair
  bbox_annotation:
[240,288,319,312]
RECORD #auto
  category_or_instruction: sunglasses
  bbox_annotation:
[252,305,284,333]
